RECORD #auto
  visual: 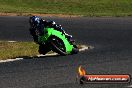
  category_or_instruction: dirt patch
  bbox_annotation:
[0,12,81,17]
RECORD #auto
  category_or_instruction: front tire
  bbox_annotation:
[50,37,67,56]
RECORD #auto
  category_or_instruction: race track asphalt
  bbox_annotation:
[0,16,132,88]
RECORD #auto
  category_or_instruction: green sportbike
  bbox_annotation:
[34,27,79,55]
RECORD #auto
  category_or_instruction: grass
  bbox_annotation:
[0,0,132,16]
[0,41,39,60]
[0,41,83,60]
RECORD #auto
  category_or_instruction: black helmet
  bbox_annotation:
[29,16,40,27]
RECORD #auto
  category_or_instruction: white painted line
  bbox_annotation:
[79,45,94,52]
[7,41,17,43]
[0,41,17,43]
[79,45,88,51]
[37,53,58,57]
[127,85,132,87]
[0,58,23,63]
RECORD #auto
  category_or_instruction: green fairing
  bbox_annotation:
[38,28,73,54]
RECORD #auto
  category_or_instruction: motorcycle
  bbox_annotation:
[32,27,79,55]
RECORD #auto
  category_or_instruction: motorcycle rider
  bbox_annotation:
[29,16,72,43]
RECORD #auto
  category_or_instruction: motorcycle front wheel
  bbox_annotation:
[50,37,67,56]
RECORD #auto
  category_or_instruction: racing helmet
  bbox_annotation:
[29,16,40,27]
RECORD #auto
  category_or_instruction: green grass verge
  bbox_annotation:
[0,41,39,60]
[0,0,132,17]
[0,41,82,60]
